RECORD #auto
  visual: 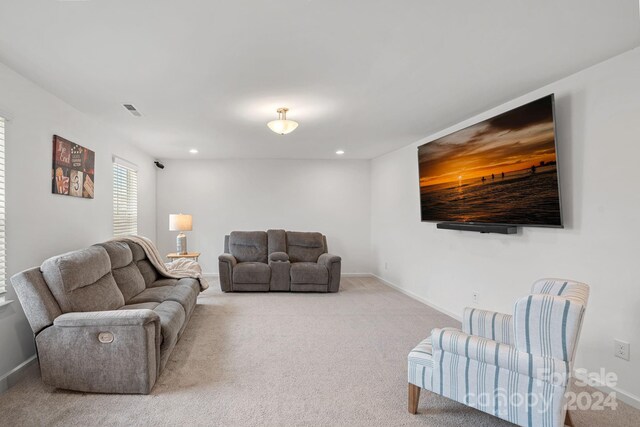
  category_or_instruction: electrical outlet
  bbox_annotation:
[614,340,630,361]
[472,291,479,305]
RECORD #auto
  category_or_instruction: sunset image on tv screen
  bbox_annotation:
[418,95,562,226]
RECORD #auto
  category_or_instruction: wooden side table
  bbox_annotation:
[166,252,201,262]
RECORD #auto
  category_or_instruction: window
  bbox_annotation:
[0,117,6,304]
[112,156,138,237]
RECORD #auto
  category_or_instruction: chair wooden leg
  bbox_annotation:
[565,410,574,427]
[408,383,421,414]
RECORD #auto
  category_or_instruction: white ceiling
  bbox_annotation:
[0,1,638,159]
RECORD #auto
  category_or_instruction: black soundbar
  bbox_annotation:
[436,222,518,234]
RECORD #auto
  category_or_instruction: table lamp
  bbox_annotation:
[169,214,192,255]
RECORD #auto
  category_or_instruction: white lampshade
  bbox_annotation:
[267,107,299,135]
[169,214,192,231]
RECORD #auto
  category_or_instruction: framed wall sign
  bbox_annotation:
[52,135,95,199]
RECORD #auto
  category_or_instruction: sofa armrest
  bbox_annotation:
[54,309,159,327]
[462,307,514,345]
[318,253,340,267]
[513,294,586,362]
[36,310,161,394]
[218,253,237,266]
[431,328,568,385]
[269,252,289,263]
[218,253,237,292]
[318,253,341,293]
[268,252,290,291]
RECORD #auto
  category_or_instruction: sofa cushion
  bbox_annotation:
[137,261,160,286]
[286,232,326,263]
[171,284,198,317]
[41,246,125,313]
[118,302,160,310]
[175,277,200,295]
[149,278,178,288]
[120,301,184,354]
[229,231,268,263]
[153,301,185,352]
[233,262,271,284]
[99,242,132,268]
[95,242,146,302]
[125,241,159,286]
[128,285,198,318]
[147,277,199,294]
[290,262,329,284]
[112,264,147,302]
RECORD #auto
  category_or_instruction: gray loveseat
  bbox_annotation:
[10,240,201,394]
[218,229,341,292]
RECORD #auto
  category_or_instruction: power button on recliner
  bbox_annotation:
[98,332,114,343]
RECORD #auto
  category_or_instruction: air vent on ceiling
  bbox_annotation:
[123,104,142,117]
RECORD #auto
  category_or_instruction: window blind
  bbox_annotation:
[112,157,138,237]
[0,118,6,300]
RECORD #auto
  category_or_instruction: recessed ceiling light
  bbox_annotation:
[189,149,198,154]
[336,150,345,155]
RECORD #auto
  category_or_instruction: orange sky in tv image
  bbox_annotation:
[419,121,556,188]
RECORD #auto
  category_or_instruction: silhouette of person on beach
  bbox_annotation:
[491,173,495,180]
[501,172,505,178]
[481,176,486,182]
[531,165,537,174]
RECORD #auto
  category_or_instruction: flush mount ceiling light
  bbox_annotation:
[336,150,345,155]
[267,107,299,135]
[189,148,198,154]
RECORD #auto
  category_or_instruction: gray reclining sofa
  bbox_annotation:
[10,240,201,394]
[218,229,341,292]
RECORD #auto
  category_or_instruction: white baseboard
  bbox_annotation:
[0,355,37,394]
[602,385,640,410]
[573,367,640,410]
[371,273,462,321]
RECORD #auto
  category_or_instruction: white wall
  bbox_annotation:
[371,48,640,404]
[156,159,371,275]
[0,62,157,385]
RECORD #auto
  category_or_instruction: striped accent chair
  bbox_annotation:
[408,279,589,427]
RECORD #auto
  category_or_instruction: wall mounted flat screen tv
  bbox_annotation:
[418,94,562,227]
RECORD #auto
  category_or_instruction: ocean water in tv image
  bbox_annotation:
[420,165,561,225]
[418,95,562,226]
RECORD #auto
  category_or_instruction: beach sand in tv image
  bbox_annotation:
[418,95,562,226]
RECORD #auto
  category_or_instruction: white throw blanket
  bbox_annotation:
[112,235,209,291]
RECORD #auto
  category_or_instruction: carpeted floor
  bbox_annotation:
[0,277,637,426]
